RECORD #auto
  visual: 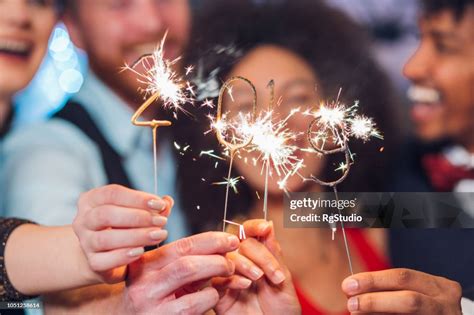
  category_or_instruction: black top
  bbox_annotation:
[0,218,37,302]
[53,101,133,187]
[0,107,13,140]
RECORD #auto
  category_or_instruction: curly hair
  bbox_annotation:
[422,0,474,20]
[174,0,402,233]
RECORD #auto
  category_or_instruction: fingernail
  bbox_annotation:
[273,270,286,284]
[148,199,166,211]
[127,247,144,257]
[238,277,252,288]
[343,278,359,294]
[152,216,168,226]
[150,230,168,240]
[250,266,264,280]
[227,259,235,273]
[348,297,359,312]
[259,222,270,233]
[228,235,239,248]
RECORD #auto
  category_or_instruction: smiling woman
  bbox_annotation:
[0,0,58,132]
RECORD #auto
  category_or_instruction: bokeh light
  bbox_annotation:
[13,24,88,126]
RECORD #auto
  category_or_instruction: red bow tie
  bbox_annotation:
[422,154,474,192]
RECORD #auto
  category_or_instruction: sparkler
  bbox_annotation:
[239,81,304,220]
[306,89,383,275]
[211,78,306,226]
[214,76,257,232]
[127,34,194,195]
[212,77,305,227]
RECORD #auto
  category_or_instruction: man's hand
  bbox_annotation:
[122,231,240,314]
[342,268,463,314]
[213,220,301,315]
[73,184,173,284]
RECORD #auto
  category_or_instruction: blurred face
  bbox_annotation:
[403,8,474,148]
[224,45,324,195]
[0,0,56,99]
[64,0,191,104]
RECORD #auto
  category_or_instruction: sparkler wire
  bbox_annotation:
[263,161,270,221]
[306,100,360,275]
[333,185,354,275]
[223,152,236,232]
[262,80,275,221]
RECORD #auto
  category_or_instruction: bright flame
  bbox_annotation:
[306,100,382,151]
[124,34,194,116]
[209,108,306,192]
[349,115,383,141]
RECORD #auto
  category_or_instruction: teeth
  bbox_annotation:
[0,40,31,54]
[131,42,160,56]
[407,85,441,104]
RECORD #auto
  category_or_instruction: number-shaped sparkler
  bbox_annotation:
[307,111,354,274]
[128,35,194,196]
[131,92,173,196]
[216,76,257,232]
[307,118,352,187]
[306,92,374,276]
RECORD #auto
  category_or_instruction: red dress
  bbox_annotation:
[294,229,390,315]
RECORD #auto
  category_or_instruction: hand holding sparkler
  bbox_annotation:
[213,219,301,315]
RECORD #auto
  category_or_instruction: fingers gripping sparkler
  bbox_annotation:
[215,76,257,232]
[128,35,194,195]
[306,90,383,275]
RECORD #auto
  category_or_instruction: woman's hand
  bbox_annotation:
[213,219,301,315]
[342,268,463,314]
[73,184,173,284]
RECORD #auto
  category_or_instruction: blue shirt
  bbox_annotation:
[0,70,189,242]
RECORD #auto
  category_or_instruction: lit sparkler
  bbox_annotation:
[127,34,194,195]
[239,81,304,220]
[211,78,305,226]
[306,89,383,275]
[213,76,257,232]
